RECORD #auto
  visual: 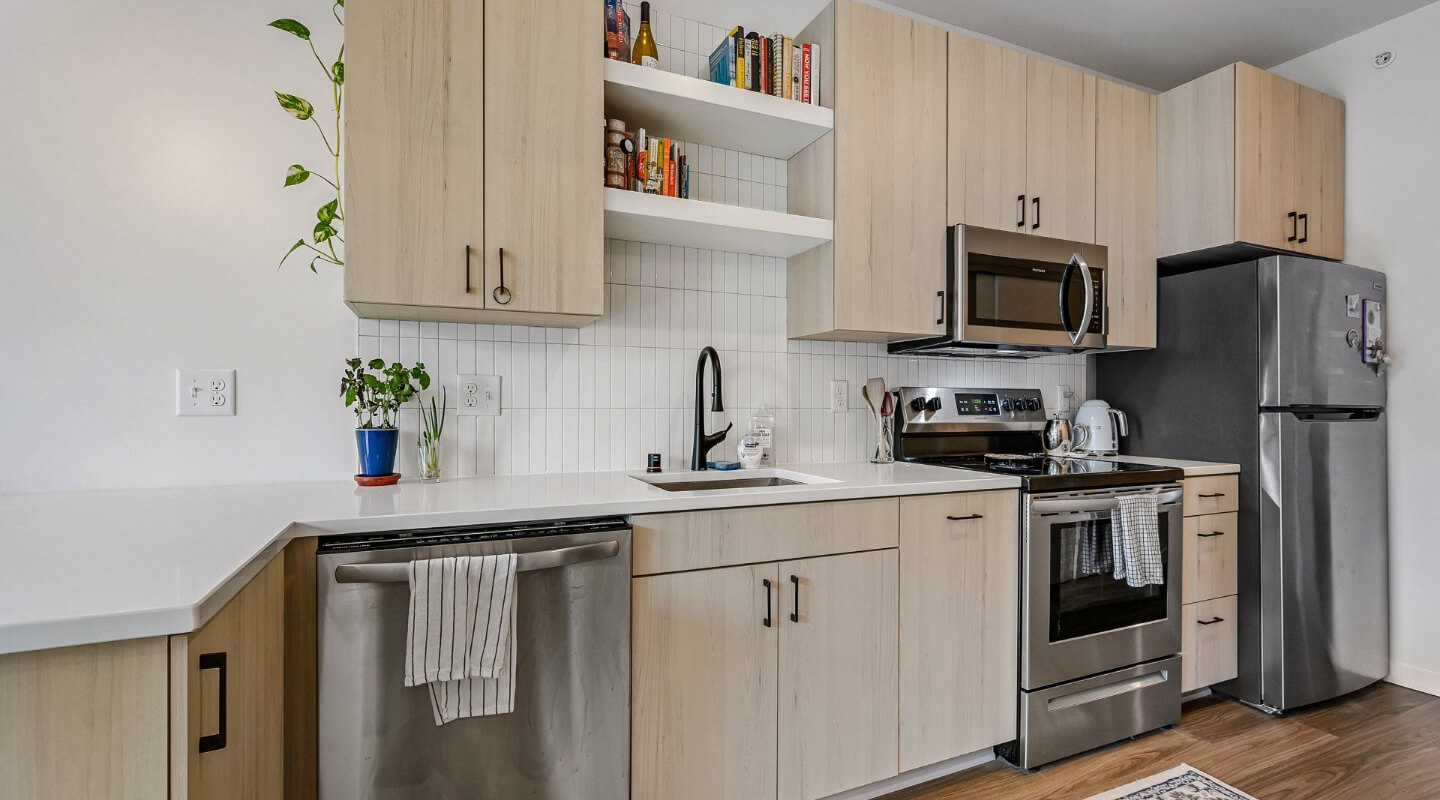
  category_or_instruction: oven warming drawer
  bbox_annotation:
[1007,656,1181,770]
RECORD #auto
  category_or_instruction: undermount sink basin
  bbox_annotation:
[634,469,834,493]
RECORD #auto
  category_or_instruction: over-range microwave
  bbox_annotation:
[890,225,1107,357]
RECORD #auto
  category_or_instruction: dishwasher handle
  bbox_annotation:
[333,540,621,584]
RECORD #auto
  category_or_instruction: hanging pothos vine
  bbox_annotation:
[271,1,345,271]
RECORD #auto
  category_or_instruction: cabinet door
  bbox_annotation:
[344,0,486,312]
[171,556,285,800]
[1182,595,1239,692]
[1096,81,1157,349]
[632,564,779,800]
[1235,63,1299,251]
[949,34,1028,231]
[833,0,947,338]
[1296,85,1345,260]
[481,0,603,316]
[1025,59,1096,242]
[898,491,1018,771]
[778,550,899,800]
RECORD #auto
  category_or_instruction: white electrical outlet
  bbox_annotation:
[459,374,501,416]
[829,379,849,413]
[176,369,236,416]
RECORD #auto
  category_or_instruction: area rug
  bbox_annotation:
[1082,764,1259,800]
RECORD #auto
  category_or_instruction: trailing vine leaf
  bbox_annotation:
[275,92,315,120]
[284,164,310,186]
[278,238,307,268]
[314,219,338,243]
[332,61,344,85]
[268,18,311,39]
[316,198,339,223]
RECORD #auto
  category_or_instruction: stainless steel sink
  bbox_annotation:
[644,476,802,492]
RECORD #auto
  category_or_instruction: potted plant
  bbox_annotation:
[340,358,430,484]
[418,387,447,483]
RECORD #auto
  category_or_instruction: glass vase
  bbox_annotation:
[417,437,442,483]
[871,415,894,464]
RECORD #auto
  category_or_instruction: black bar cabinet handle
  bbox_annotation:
[762,578,773,628]
[790,575,800,623]
[492,248,514,306]
[1197,531,1226,538]
[464,244,473,293]
[198,652,228,754]
[1016,194,1026,228]
[1198,492,1226,498]
[1298,213,1309,244]
[1288,211,1298,242]
[935,291,945,326]
[946,514,984,521]
[1197,617,1225,626]
[1032,197,1041,230]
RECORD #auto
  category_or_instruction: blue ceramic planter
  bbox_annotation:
[355,428,400,477]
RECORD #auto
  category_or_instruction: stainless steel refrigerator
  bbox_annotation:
[1097,255,1389,712]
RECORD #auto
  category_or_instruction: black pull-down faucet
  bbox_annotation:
[691,346,733,470]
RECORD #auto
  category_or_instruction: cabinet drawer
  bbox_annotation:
[1182,513,1237,604]
[1183,475,1238,516]
[1182,595,1238,692]
[633,498,899,576]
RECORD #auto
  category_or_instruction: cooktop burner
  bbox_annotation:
[919,455,1184,492]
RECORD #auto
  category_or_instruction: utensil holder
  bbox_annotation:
[871,415,894,464]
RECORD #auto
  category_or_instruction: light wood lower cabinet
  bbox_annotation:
[1182,512,1238,605]
[632,563,780,800]
[898,491,1018,771]
[1180,474,1240,693]
[1182,595,1239,692]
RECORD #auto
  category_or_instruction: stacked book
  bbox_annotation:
[707,28,821,105]
[606,119,692,199]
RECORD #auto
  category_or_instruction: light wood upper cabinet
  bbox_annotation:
[948,35,1028,231]
[1159,63,1344,264]
[1096,81,1158,349]
[170,555,286,800]
[345,0,603,325]
[1025,59,1097,242]
[899,491,1018,772]
[788,0,948,341]
[632,564,779,800]
[778,550,899,800]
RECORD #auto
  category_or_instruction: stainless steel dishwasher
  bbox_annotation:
[316,517,631,799]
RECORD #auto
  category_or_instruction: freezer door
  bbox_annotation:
[1259,410,1388,710]
[1258,256,1387,409]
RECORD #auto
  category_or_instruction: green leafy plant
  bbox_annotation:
[270,2,346,272]
[419,388,447,446]
[340,359,431,429]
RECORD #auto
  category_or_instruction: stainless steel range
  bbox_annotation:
[893,387,1185,769]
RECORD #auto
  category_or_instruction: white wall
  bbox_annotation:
[1273,0,1440,695]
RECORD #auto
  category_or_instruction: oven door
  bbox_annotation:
[955,225,1107,351]
[1021,485,1183,690]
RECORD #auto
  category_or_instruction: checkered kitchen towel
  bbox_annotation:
[1113,493,1164,588]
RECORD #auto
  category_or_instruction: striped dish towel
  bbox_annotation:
[404,554,518,725]
[1113,494,1164,588]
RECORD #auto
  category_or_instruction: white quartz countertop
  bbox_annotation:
[0,462,1018,655]
[1084,454,1241,477]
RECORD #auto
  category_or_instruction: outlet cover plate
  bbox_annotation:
[459,374,500,416]
[830,379,849,413]
[177,369,235,416]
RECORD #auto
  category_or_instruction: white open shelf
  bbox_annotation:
[603,188,832,258]
[603,59,834,160]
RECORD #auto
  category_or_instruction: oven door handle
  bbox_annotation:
[1031,489,1183,514]
[333,540,621,584]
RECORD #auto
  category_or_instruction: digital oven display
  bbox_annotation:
[954,393,1000,415]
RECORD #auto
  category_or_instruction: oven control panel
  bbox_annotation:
[895,386,1047,427]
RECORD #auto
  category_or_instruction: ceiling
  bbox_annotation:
[881,0,1435,89]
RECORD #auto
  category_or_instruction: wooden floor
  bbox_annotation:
[883,683,1440,799]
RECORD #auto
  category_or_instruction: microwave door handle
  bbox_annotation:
[1068,254,1094,346]
[1058,257,1078,342]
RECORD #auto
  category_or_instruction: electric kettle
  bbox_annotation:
[1073,399,1128,455]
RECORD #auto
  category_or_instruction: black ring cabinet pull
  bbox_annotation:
[1032,197,1041,230]
[1288,211,1299,242]
[936,291,945,326]
[1197,617,1225,626]
[464,244,473,293]
[198,652,228,754]
[790,575,800,623]
[1017,194,1027,228]
[492,247,514,306]
[762,578,773,628]
[1197,531,1226,538]
[1298,213,1309,244]
[947,514,984,521]
[1198,492,1226,498]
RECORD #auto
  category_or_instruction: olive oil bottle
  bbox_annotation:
[631,1,659,68]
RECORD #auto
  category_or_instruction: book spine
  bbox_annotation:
[747,33,761,92]
[791,44,801,101]
[801,43,812,104]
[605,0,618,59]
[809,43,820,104]
[666,142,677,197]
[661,137,671,196]
[771,34,783,96]
[781,37,794,99]
[646,136,662,193]
[737,37,748,90]
[759,36,769,95]
[635,127,647,191]
[680,157,689,199]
